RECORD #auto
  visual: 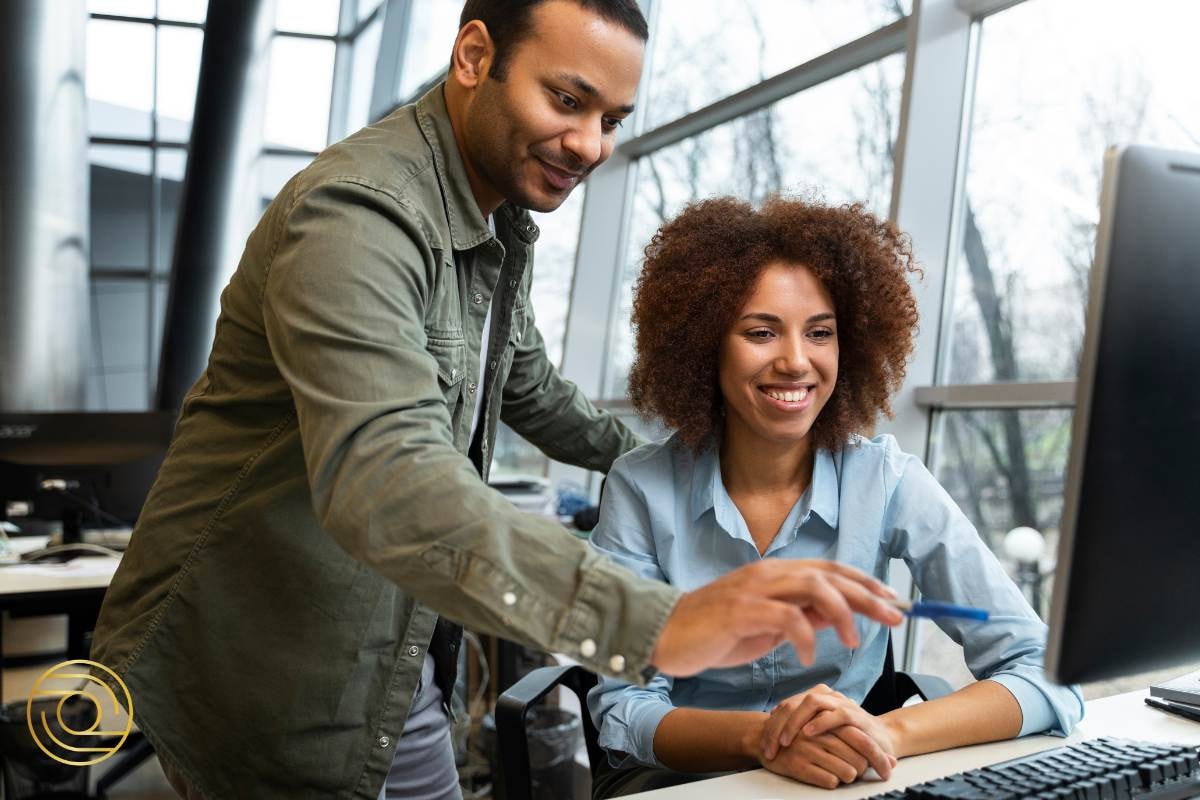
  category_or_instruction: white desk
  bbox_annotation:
[628,689,1200,798]
[0,536,121,697]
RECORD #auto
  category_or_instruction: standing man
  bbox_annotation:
[91,1,903,798]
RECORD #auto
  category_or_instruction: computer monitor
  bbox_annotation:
[1045,144,1200,685]
[0,411,176,542]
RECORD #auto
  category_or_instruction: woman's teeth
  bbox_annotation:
[765,388,809,403]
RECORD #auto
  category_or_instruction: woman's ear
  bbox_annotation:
[449,20,494,89]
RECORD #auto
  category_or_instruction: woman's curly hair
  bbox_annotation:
[627,195,921,453]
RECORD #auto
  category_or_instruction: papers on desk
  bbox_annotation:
[2,556,121,579]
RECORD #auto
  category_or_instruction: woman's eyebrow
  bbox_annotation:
[738,312,836,323]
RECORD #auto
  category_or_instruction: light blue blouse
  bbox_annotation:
[587,433,1084,769]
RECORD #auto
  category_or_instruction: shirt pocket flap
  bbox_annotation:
[425,332,466,387]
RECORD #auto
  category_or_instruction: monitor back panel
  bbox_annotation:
[1048,145,1200,684]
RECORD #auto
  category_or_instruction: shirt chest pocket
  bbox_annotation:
[425,331,466,409]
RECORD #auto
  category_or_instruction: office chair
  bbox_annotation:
[494,634,951,800]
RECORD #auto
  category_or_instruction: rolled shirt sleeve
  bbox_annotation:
[586,458,679,767]
[883,451,1085,736]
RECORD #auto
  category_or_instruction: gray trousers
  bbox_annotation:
[378,653,462,800]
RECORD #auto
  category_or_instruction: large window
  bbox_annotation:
[641,0,908,131]
[85,2,209,410]
[912,0,1200,686]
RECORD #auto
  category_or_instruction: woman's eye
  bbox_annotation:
[747,329,774,340]
[810,329,835,340]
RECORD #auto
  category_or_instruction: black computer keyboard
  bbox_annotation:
[871,737,1200,799]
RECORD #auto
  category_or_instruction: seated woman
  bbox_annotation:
[586,197,1084,798]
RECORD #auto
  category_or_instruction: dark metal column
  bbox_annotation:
[0,0,90,411]
[156,0,275,411]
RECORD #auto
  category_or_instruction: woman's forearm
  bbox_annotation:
[652,708,768,772]
[882,679,1023,758]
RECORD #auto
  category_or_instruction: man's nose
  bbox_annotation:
[562,120,604,168]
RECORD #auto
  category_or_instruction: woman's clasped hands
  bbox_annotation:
[755,684,899,789]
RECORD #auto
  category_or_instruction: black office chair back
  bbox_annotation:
[495,632,951,800]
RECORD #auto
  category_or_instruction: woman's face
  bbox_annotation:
[718,261,839,449]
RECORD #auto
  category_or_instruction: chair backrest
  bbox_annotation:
[495,664,602,800]
[495,632,948,800]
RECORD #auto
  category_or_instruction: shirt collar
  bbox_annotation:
[809,448,840,529]
[414,82,500,252]
[688,442,840,530]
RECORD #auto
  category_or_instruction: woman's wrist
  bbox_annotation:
[741,713,770,763]
[880,711,911,758]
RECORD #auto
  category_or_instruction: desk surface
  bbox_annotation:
[0,536,120,597]
[627,689,1200,798]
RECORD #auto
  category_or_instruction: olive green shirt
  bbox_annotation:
[90,84,679,800]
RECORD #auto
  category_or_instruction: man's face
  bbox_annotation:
[463,0,644,212]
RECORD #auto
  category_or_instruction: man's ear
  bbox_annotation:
[449,20,494,89]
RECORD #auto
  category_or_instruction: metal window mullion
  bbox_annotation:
[148,18,161,409]
[619,18,908,159]
[878,0,976,672]
[326,0,360,143]
[546,149,641,495]
[914,382,1076,409]
[369,0,413,123]
[91,12,203,29]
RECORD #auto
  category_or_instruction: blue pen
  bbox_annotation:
[887,598,990,621]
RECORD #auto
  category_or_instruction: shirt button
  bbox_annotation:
[489,359,497,370]
[609,654,626,673]
[508,279,518,288]
[502,591,517,606]
[473,292,484,305]
[579,639,597,658]
[407,645,419,657]
[468,382,477,393]
[378,735,390,748]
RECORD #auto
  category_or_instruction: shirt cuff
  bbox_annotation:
[598,699,676,769]
[554,550,681,685]
[987,673,1060,737]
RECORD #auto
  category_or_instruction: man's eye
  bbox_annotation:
[556,91,579,109]
[602,117,624,132]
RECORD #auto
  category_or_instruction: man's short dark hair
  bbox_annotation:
[458,0,649,81]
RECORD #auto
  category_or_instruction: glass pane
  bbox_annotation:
[605,54,904,395]
[942,0,1200,385]
[275,0,340,35]
[397,0,461,100]
[156,25,204,142]
[156,149,187,273]
[913,407,1072,687]
[88,0,155,17]
[264,37,336,151]
[90,145,153,271]
[641,0,908,132]
[345,15,384,131]
[257,154,315,207]
[156,0,208,23]
[92,280,151,374]
[87,19,155,138]
[527,188,584,369]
